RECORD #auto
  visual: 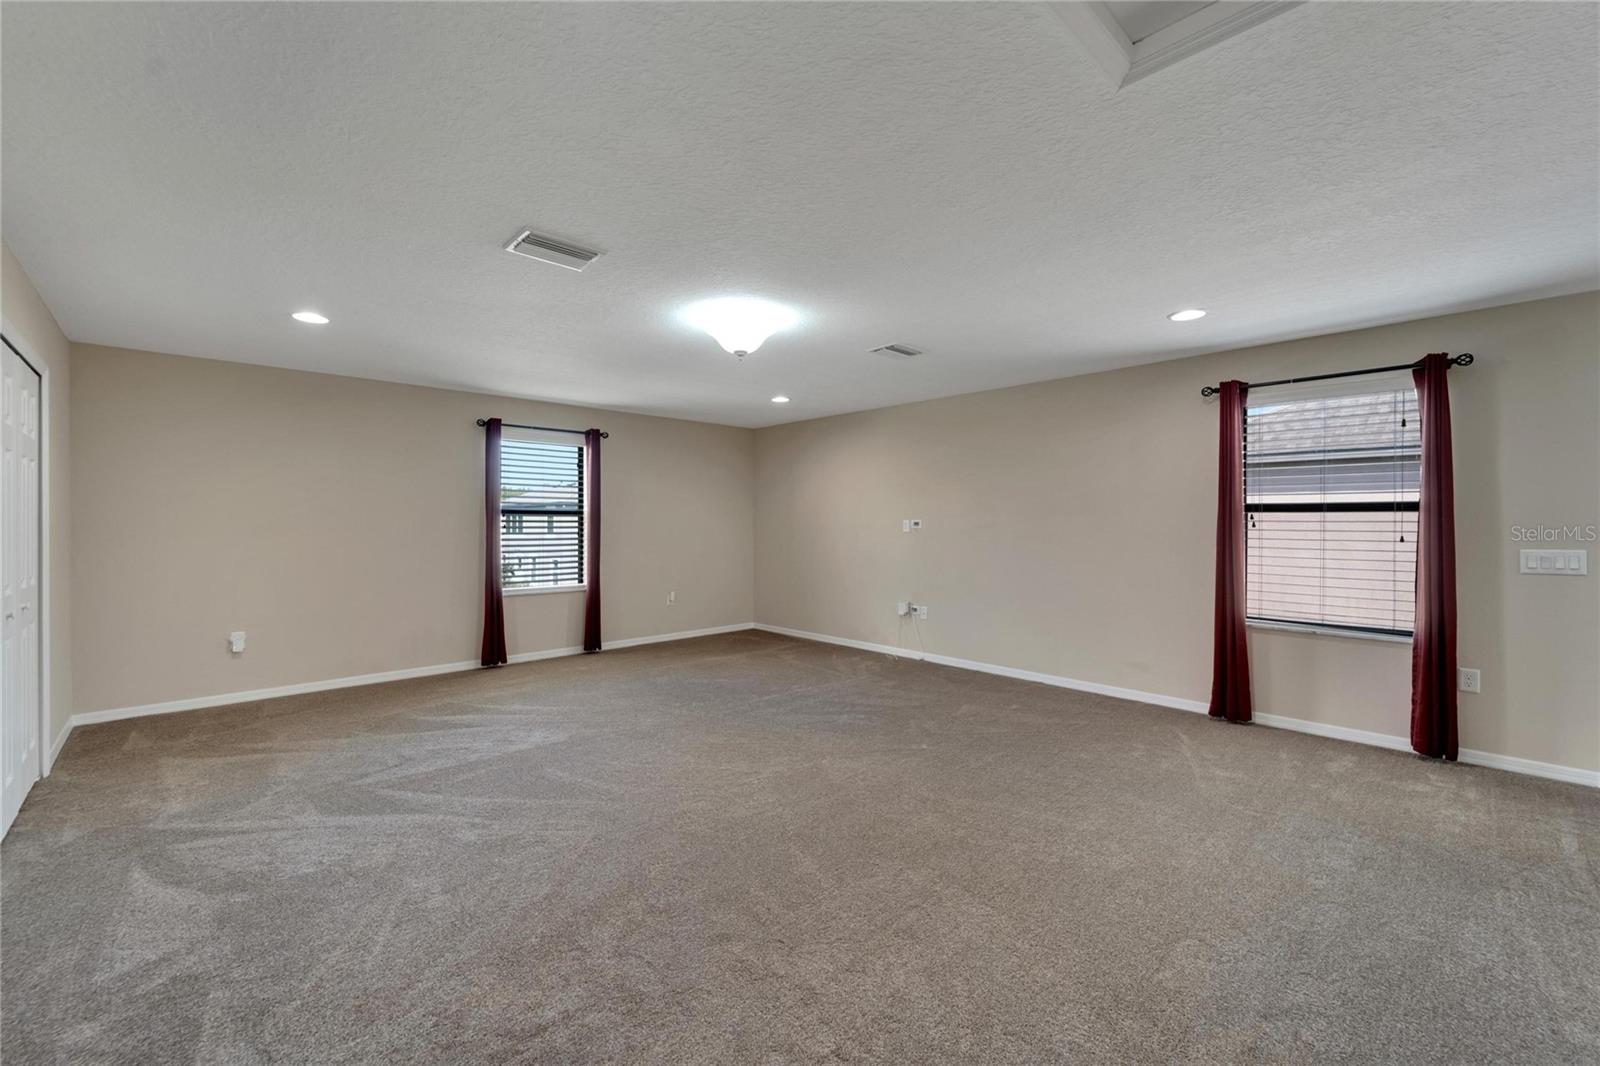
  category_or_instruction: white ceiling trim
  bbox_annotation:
[1052,1,1303,88]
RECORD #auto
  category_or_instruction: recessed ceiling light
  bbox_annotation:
[680,296,799,358]
[1168,308,1206,322]
[291,311,330,325]
[770,395,791,404]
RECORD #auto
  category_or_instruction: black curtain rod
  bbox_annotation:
[475,419,609,438]
[1199,353,1473,397]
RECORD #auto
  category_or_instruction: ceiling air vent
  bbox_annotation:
[871,343,923,359]
[503,229,602,272]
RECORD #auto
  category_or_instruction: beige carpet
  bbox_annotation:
[3,630,1596,1064]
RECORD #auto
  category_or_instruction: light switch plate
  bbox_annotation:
[1520,549,1587,575]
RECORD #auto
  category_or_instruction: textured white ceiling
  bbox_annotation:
[2,2,1596,428]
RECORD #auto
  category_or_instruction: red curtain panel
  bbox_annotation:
[480,418,508,667]
[1209,380,1253,723]
[1410,353,1458,760]
[583,428,603,653]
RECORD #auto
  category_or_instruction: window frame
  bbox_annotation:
[1242,385,1420,641]
[499,432,586,596]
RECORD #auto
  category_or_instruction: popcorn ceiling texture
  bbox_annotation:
[2,2,1596,427]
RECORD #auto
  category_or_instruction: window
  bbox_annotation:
[500,436,584,590]
[1244,375,1420,636]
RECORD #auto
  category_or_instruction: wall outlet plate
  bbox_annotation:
[914,605,929,620]
[229,631,247,654]
[1458,668,1481,694]
[902,518,923,532]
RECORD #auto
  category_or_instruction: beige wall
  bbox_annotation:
[1,242,73,746]
[755,292,1600,773]
[70,345,755,714]
[31,265,1600,777]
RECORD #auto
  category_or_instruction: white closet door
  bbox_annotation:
[1,340,42,836]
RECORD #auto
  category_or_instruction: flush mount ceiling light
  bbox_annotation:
[680,296,799,358]
[770,395,791,404]
[1168,308,1207,322]
[291,310,330,325]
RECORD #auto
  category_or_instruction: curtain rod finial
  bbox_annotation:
[1200,385,1220,397]
[1451,353,1474,367]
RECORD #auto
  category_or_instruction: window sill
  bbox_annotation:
[505,585,587,597]
[1247,619,1412,645]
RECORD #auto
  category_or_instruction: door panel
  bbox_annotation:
[2,338,42,835]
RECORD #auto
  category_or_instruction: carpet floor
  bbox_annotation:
[2,630,1597,1064]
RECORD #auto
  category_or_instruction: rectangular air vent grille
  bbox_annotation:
[504,230,602,272]
[872,343,923,358]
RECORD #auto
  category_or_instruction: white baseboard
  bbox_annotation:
[1256,710,1598,787]
[46,720,72,773]
[753,623,1206,713]
[604,623,755,650]
[753,624,1599,789]
[1453,747,1600,788]
[923,649,1210,715]
[60,623,757,741]
[753,623,914,659]
[52,620,1599,790]
[72,660,483,728]
[1251,711,1411,753]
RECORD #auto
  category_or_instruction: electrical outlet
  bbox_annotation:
[914,605,929,620]
[902,518,923,532]
[1458,668,1480,694]
[229,631,247,655]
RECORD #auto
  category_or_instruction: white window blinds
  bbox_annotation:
[1244,376,1420,636]
[500,436,584,590]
